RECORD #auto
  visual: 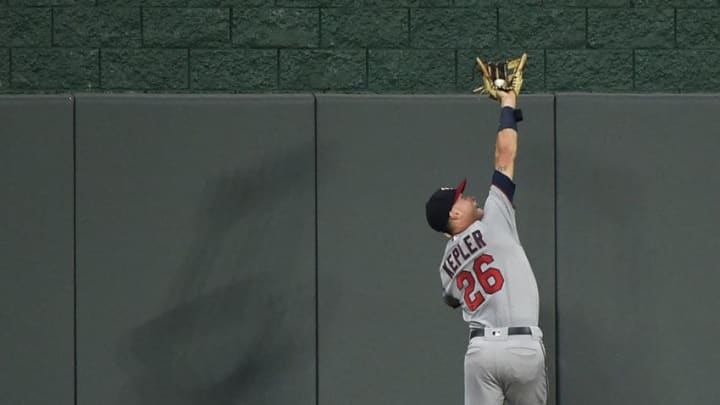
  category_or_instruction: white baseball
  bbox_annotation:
[494,79,506,88]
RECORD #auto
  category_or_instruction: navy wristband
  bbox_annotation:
[499,106,517,131]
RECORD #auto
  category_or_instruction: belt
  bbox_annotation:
[470,326,533,339]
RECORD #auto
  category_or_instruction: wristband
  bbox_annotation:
[498,107,523,131]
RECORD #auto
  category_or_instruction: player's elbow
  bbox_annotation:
[442,294,461,309]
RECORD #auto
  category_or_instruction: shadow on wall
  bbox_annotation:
[114,140,337,405]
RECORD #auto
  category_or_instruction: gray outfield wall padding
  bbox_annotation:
[317,95,556,405]
[556,95,720,405]
[75,95,316,405]
[0,96,74,405]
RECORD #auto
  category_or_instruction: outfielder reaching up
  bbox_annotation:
[424,81,547,404]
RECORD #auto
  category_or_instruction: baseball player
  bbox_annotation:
[424,89,547,405]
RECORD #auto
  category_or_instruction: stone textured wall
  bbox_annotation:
[1,0,719,93]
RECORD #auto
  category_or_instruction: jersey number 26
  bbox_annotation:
[456,254,505,310]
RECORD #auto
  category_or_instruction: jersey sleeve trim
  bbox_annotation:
[492,170,516,203]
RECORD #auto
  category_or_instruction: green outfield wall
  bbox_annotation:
[1,1,719,94]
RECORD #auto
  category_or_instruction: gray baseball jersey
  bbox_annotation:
[438,171,540,329]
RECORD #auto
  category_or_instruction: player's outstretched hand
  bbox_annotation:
[497,90,517,109]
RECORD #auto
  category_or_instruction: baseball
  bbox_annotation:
[494,79,506,88]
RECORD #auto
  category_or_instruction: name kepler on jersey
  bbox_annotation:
[441,228,487,277]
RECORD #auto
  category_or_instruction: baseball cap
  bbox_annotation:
[425,178,467,233]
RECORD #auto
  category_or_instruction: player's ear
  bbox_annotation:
[449,208,461,219]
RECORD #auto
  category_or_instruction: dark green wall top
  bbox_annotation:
[1,1,719,94]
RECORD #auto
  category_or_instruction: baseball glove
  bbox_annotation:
[473,53,528,99]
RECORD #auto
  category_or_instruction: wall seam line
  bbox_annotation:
[72,95,78,405]
[553,94,559,405]
[313,92,319,405]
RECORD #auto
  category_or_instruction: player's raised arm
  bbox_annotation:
[494,91,519,181]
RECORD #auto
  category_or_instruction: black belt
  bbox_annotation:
[470,326,533,339]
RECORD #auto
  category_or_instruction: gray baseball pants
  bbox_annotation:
[464,328,547,405]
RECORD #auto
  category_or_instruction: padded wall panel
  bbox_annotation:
[317,95,556,405]
[556,94,720,405]
[75,95,316,405]
[0,96,74,405]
